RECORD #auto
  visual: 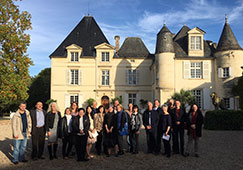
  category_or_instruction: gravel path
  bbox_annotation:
[0,119,243,170]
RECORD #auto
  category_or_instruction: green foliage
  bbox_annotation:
[46,99,57,105]
[170,89,195,107]
[27,68,51,110]
[86,98,95,106]
[232,77,243,110]
[204,110,243,130]
[111,96,122,105]
[140,99,148,108]
[0,0,32,112]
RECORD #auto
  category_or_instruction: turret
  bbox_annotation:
[155,24,175,103]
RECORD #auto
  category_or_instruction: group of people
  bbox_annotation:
[11,98,204,164]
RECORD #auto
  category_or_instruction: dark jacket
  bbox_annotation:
[30,109,47,134]
[186,110,204,137]
[72,115,90,136]
[116,111,127,131]
[129,112,142,131]
[45,111,61,131]
[171,107,186,129]
[143,109,159,131]
[60,115,73,138]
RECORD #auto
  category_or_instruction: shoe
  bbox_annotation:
[106,154,110,157]
[185,153,189,157]
[49,156,53,160]
[53,155,58,159]
[167,154,171,158]
[115,154,119,157]
[195,153,199,158]
[21,160,28,163]
[132,152,136,154]
[12,161,18,165]
[162,152,166,155]
[181,153,187,157]
[32,157,38,161]
[135,151,138,154]
[63,156,68,160]
[118,151,124,155]
[82,158,89,162]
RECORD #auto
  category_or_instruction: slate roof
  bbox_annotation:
[114,37,154,59]
[155,24,175,54]
[217,22,242,51]
[172,25,214,58]
[49,16,109,58]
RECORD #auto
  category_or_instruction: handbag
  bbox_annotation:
[119,112,128,136]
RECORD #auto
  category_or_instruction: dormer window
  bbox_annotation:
[71,52,79,62]
[191,36,201,50]
[101,52,109,62]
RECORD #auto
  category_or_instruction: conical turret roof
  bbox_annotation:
[155,24,174,54]
[217,19,242,51]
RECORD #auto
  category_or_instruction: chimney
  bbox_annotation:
[114,35,120,52]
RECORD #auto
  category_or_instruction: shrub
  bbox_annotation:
[204,110,243,130]
[86,98,95,106]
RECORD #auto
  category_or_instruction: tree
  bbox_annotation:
[27,68,51,110]
[86,98,95,106]
[111,96,122,105]
[0,0,32,112]
[232,77,243,110]
[170,89,195,108]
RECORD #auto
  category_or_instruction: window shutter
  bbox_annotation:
[78,94,83,108]
[229,97,234,110]
[64,94,70,108]
[123,93,128,109]
[183,61,190,79]
[229,67,233,77]
[66,69,70,85]
[203,88,211,110]
[125,70,128,85]
[79,70,82,85]
[136,69,139,85]
[203,61,210,79]
[218,68,222,78]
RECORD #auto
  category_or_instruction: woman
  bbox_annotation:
[61,108,73,159]
[129,105,142,154]
[103,106,119,157]
[70,102,79,116]
[94,105,105,155]
[46,102,62,160]
[86,106,96,159]
[185,104,204,157]
[161,104,172,158]
[116,104,127,155]
[72,108,90,161]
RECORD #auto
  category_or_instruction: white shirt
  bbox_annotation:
[65,114,72,133]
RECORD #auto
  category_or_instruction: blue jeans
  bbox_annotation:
[12,132,27,162]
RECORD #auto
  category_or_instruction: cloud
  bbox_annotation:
[138,0,229,33]
[228,1,243,23]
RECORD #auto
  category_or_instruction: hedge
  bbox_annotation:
[204,110,243,130]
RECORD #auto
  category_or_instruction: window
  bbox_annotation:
[192,90,202,108]
[101,70,109,85]
[128,69,137,85]
[128,93,136,105]
[222,67,230,78]
[190,62,201,78]
[70,69,79,85]
[101,52,109,62]
[71,52,79,62]
[223,98,230,109]
[191,36,201,50]
[70,94,79,105]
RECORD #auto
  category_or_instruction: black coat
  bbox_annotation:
[45,111,62,138]
[171,108,186,129]
[60,116,73,138]
[116,111,126,131]
[143,109,159,132]
[186,110,204,137]
[72,115,90,136]
[30,109,47,134]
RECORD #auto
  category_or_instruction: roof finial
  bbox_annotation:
[88,0,90,16]
[163,20,166,26]
[225,14,228,23]
[184,22,186,26]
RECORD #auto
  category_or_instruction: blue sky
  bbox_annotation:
[16,0,243,76]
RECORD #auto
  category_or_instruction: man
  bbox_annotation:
[143,102,159,154]
[171,100,186,156]
[113,99,120,114]
[168,99,175,115]
[30,102,47,160]
[91,101,98,116]
[12,102,32,164]
[153,99,163,154]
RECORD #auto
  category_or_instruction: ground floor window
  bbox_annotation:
[70,94,79,105]
[192,90,202,108]
[128,93,136,105]
[223,98,230,109]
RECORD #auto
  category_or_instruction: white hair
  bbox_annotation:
[47,102,60,113]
